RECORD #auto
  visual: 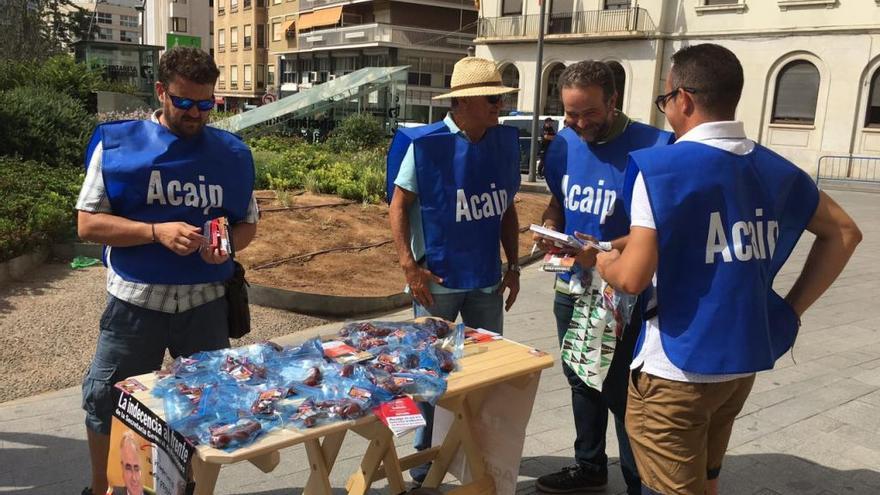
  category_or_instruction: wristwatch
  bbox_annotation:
[508,263,522,275]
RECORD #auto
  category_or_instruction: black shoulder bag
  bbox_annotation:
[226,260,251,339]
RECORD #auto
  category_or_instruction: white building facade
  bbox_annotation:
[143,0,214,53]
[74,0,142,44]
[476,0,880,175]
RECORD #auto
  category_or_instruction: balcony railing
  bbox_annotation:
[478,8,655,39]
[298,23,474,51]
[299,0,471,12]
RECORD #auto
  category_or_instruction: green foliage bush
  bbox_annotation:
[0,55,131,108]
[250,138,387,204]
[325,113,387,153]
[0,157,82,262]
[0,85,96,168]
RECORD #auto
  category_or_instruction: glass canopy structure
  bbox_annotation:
[211,66,409,137]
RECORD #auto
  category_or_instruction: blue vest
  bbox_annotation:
[86,120,255,284]
[412,125,521,289]
[628,142,819,374]
[544,122,672,282]
[386,121,449,203]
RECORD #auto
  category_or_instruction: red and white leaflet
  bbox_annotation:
[322,340,357,358]
[373,397,426,437]
[464,328,502,344]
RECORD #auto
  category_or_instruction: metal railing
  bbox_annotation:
[298,23,474,51]
[299,0,469,12]
[478,7,654,38]
[816,155,880,184]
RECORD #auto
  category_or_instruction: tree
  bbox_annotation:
[0,0,93,62]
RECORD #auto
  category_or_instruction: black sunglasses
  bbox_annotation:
[486,94,503,105]
[654,87,700,114]
[166,89,215,112]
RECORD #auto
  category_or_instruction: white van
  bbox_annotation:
[498,115,565,173]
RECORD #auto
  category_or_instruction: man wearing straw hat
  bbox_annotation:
[388,56,522,484]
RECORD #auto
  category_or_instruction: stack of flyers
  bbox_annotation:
[322,341,372,364]
[542,253,577,273]
[373,397,426,437]
[464,327,502,344]
[529,224,612,252]
[204,216,234,256]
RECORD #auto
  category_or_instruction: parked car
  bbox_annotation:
[498,115,565,174]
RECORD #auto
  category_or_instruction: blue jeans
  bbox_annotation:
[82,295,230,434]
[411,290,503,482]
[554,291,641,494]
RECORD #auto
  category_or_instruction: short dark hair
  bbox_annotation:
[557,61,616,103]
[669,43,743,118]
[158,47,220,86]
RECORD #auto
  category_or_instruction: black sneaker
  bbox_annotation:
[81,488,94,495]
[535,464,608,493]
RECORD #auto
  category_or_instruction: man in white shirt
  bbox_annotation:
[597,44,862,494]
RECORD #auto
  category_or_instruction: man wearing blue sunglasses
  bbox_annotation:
[76,47,258,495]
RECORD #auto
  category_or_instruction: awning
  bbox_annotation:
[297,6,343,31]
[214,96,226,104]
[283,19,296,36]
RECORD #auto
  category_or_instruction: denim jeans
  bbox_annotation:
[554,291,641,494]
[410,289,503,482]
[82,295,230,434]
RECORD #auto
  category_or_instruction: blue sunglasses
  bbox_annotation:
[167,90,215,111]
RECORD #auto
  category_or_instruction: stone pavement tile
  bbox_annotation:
[727,413,844,455]
[749,366,814,396]
[855,389,880,407]
[748,378,876,427]
[725,413,789,451]
[824,399,880,434]
[745,372,847,409]
[721,452,876,495]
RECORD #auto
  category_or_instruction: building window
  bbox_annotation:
[218,66,225,88]
[96,12,112,24]
[209,21,214,35]
[273,0,281,5]
[172,0,188,4]
[244,0,251,7]
[230,65,238,89]
[272,20,281,41]
[171,17,187,32]
[705,0,738,3]
[257,64,265,89]
[97,27,113,40]
[120,30,136,42]
[218,0,225,12]
[268,64,275,86]
[407,72,432,87]
[604,0,630,9]
[257,24,266,48]
[544,63,566,116]
[282,59,296,83]
[120,14,138,27]
[866,68,880,128]
[772,60,820,125]
[257,0,265,6]
[218,28,225,47]
[231,26,239,48]
[244,24,252,48]
[244,64,252,88]
[231,0,238,9]
[501,0,522,16]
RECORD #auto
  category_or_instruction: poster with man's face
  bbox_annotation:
[107,419,157,495]
[109,387,193,495]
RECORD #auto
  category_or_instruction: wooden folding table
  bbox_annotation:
[128,337,554,494]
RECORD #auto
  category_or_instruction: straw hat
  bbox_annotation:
[432,57,519,100]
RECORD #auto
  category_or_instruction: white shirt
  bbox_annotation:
[629,121,755,383]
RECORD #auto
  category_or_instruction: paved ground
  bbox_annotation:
[0,188,878,494]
